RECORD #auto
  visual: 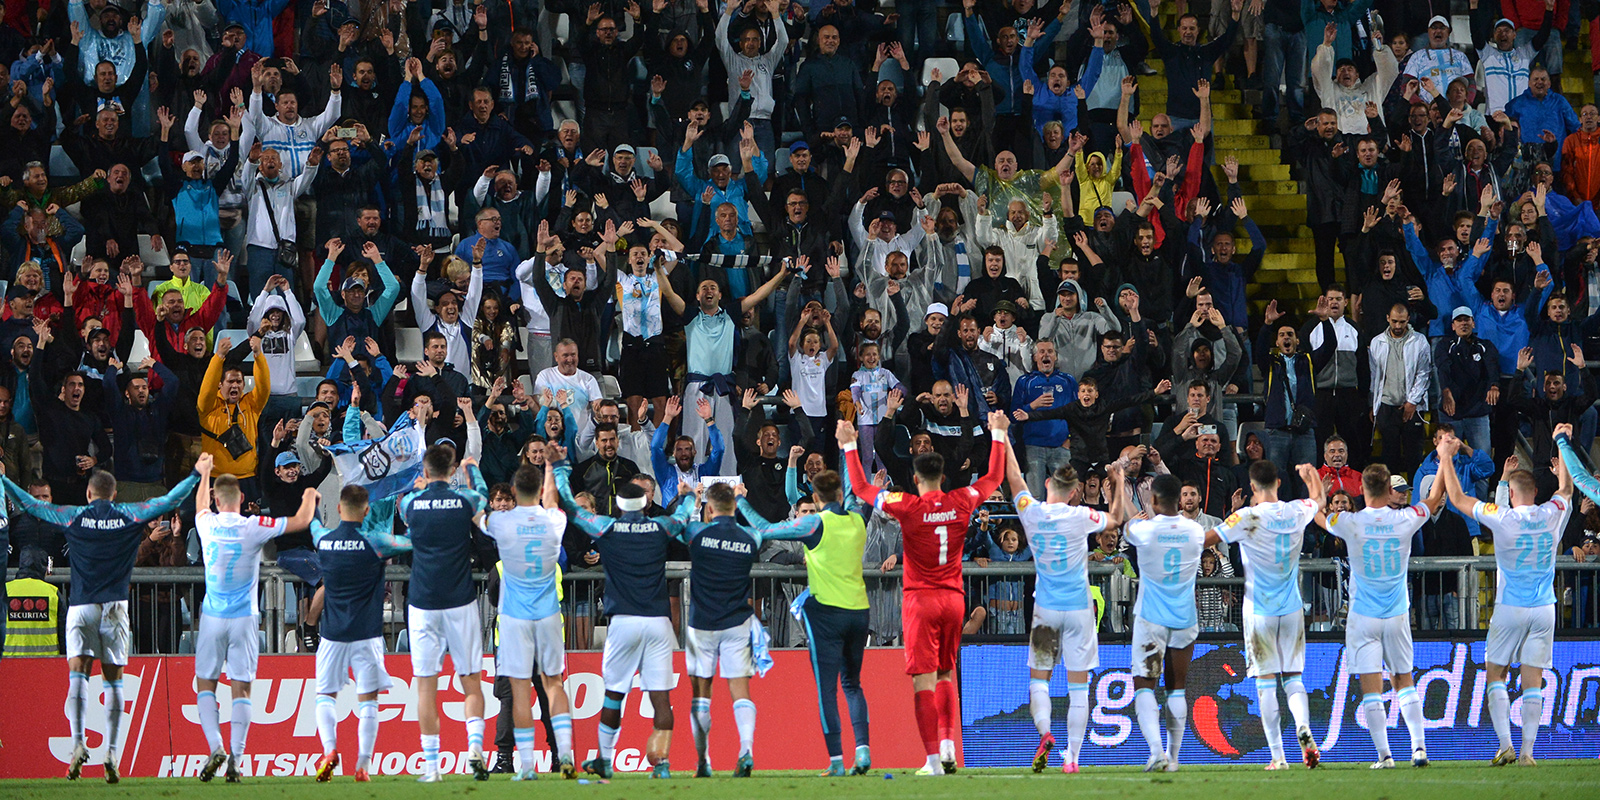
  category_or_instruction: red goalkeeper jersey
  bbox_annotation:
[845,437,1006,592]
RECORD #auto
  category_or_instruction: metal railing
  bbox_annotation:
[8,557,1600,657]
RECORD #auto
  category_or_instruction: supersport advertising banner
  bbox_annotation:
[0,651,919,779]
[961,639,1600,766]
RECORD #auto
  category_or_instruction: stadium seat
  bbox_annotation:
[553,13,570,46]
[177,630,195,654]
[1109,190,1137,214]
[293,331,319,374]
[922,57,959,86]
[49,144,77,179]
[217,328,250,359]
[396,326,424,364]
[599,374,621,400]
[635,146,658,178]
[295,375,324,400]
[138,234,169,268]
[128,329,151,366]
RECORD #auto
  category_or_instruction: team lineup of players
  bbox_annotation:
[38,407,1583,780]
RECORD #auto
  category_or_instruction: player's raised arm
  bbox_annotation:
[969,410,1011,500]
[542,460,561,510]
[1432,435,1478,516]
[1555,426,1600,504]
[1002,436,1027,499]
[740,483,823,544]
[1298,464,1326,513]
[1105,461,1128,528]
[195,453,213,518]
[839,419,879,506]
[460,459,489,514]
[1553,423,1576,501]
[360,497,413,557]
[1419,446,1449,515]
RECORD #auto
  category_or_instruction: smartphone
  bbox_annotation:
[336,127,358,139]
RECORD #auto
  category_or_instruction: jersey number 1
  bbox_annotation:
[936,526,949,565]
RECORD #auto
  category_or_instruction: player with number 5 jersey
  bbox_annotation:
[1318,461,1445,770]
[841,411,1009,776]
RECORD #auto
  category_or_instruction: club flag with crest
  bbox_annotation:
[324,414,426,500]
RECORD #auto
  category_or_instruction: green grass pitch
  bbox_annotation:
[3,762,1594,800]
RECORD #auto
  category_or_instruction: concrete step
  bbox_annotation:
[1237,163,1290,180]
[1214,134,1272,149]
[1140,89,1246,105]
[1237,179,1301,195]
[1235,193,1306,210]
[1261,253,1319,271]
[1227,149,1286,164]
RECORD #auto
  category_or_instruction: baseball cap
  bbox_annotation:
[614,144,635,156]
[222,20,246,33]
[1390,474,1410,490]
[925,302,949,319]
[993,299,1018,316]
[308,400,334,412]
[1452,306,1475,320]
[6,284,36,300]
[341,276,367,291]
[415,148,438,161]
[790,140,810,153]
[1428,15,1451,28]
[877,210,897,222]
[275,451,303,468]
[1495,17,1516,28]
[182,150,206,163]
[833,115,853,128]
[708,154,731,169]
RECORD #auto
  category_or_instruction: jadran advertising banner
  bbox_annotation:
[961,640,1600,766]
[0,650,918,779]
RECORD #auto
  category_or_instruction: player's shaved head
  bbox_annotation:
[1248,460,1280,492]
[1151,474,1182,516]
[705,482,737,512]
[513,464,542,501]
[87,470,117,500]
[423,444,456,479]
[1361,464,1392,502]
[213,474,242,507]
[812,470,843,504]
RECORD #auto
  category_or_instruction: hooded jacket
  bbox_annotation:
[972,211,1055,310]
[1171,322,1242,417]
[247,290,306,396]
[1038,279,1119,379]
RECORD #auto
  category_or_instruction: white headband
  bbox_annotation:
[617,495,648,512]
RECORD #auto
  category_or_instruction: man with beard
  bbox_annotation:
[1435,308,1500,452]
[101,355,177,501]
[933,312,1010,418]
[650,397,724,506]
[914,184,978,300]
[884,382,976,488]
[152,326,213,484]
[484,28,561,143]
[70,0,165,85]
[734,394,788,523]
[573,423,641,517]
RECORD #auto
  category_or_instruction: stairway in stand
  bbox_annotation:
[1135,19,1594,316]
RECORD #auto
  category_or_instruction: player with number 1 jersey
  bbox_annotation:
[842,412,1009,775]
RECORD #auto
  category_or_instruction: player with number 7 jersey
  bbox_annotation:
[841,412,1009,776]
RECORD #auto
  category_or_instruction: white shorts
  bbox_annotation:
[686,619,754,679]
[1485,604,1556,670]
[601,615,675,693]
[1345,611,1414,675]
[316,637,392,695]
[194,613,261,682]
[1027,607,1099,672]
[497,613,566,679]
[66,602,131,665]
[1241,609,1306,677]
[408,602,485,678]
[1130,617,1198,680]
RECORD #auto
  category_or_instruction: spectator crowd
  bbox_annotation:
[8,0,1600,655]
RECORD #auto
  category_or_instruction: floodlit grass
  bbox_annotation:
[3,761,1594,800]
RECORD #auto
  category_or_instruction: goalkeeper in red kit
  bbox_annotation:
[839,411,1010,775]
